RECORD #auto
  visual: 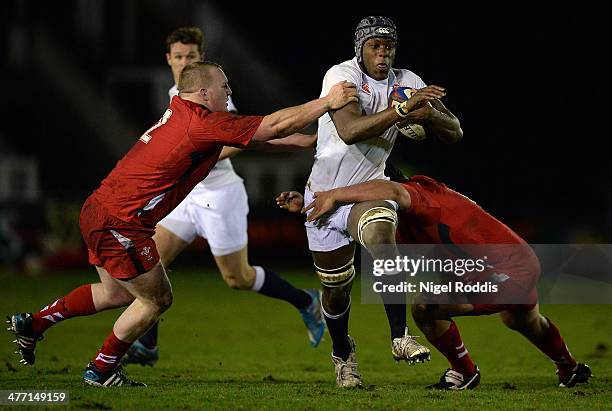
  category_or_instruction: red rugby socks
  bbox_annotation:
[31,284,96,335]
[432,321,476,376]
[92,331,132,373]
[531,318,577,378]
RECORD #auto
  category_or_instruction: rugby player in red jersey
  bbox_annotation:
[276,166,591,390]
[7,61,358,387]
[122,28,327,367]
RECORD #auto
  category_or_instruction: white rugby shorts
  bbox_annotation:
[303,186,399,252]
[303,186,355,252]
[159,181,249,256]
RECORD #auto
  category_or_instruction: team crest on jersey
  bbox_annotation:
[141,246,153,261]
[361,82,371,95]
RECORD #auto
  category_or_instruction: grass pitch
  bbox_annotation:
[1,269,611,410]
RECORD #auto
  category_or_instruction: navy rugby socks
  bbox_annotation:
[252,266,312,310]
[139,322,159,349]
[322,298,352,361]
[378,271,408,340]
[384,303,407,340]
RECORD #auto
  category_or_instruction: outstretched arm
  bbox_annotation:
[302,180,412,222]
[249,132,317,151]
[219,133,316,161]
[250,81,357,143]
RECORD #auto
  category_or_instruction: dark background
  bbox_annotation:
[1,1,611,271]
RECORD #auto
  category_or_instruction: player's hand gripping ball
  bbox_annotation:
[389,87,427,141]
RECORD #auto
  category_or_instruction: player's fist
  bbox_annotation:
[325,81,358,110]
[396,85,445,117]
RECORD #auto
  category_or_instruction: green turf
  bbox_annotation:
[0,269,611,410]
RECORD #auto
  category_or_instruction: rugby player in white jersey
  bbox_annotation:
[303,16,463,387]
[122,27,326,366]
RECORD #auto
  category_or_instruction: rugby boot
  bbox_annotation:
[332,336,362,388]
[558,363,592,388]
[83,362,146,387]
[427,366,481,390]
[300,289,325,347]
[392,327,431,364]
[120,340,159,367]
[6,313,43,365]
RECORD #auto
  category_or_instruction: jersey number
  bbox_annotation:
[139,109,173,144]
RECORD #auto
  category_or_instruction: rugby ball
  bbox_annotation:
[396,122,427,141]
[389,86,428,141]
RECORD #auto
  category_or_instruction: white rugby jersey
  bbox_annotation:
[168,85,242,189]
[307,57,426,192]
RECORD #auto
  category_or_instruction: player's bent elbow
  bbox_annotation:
[336,127,359,145]
[451,128,464,143]
[440,128,463,144]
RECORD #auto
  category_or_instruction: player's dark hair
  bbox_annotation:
[384,162,410,183]
[166,27,204,55]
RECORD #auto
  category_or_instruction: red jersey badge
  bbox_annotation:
[361,82,371,95]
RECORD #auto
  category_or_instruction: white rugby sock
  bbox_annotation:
[251,265,265,292]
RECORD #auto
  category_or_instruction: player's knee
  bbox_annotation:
[322,286,351,315]
[154,288,173,313]
[361,224,395,248]
[412,303,428,315]
[411,303,433,324]
[500,311,525,331]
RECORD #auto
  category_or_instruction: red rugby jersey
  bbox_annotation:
[397,175,524,245]
[91,96,263,227]
[396,175,539,284]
